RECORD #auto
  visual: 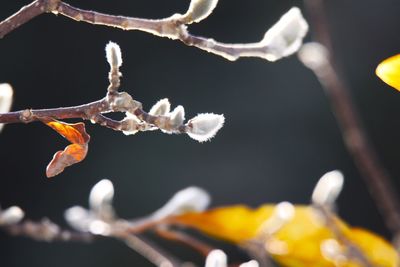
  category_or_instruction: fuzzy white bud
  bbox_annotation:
[0,206,24,225]
[262,7,309,61]
[187,113,224,142]
[105,41,123,68]
[151,187,210,220]
[205,250,227,267]
[89,179,114,213]
[275,201,295,222]
[122,113,141,135]
[149,98,171,116]
[182,0,219,24]
[0,83,13,132]
[312,170,344,206]
[298,42,329,71]
[169,105,185,128]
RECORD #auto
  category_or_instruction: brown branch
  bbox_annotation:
[0,0,308,62]
[304,0,400,238]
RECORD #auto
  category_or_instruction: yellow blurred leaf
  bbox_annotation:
[169,204,399,267]
[376,54,400,90]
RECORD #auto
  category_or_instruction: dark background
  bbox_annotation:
[1,0,400,266]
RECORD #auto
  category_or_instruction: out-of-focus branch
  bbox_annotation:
[0,0,308,62]
[301,0,400,240]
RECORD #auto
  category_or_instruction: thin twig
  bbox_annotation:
[304,0,400,238]
[0,0,306,62]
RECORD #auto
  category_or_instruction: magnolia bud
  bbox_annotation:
[169,105,185,128]
[312,170,344,206]
[105,41,123,68]
[262,7,309,61]
[151,187,210,220]
[64,206,92,232]
[89,179,114,213]
[187,113,224,142]
[182,0,219,24]
[0,206,24,225]
[298,42,329,71]
[149,98,171,116]
[0,83,13,132]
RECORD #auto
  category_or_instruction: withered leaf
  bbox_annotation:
[44,120,90,178]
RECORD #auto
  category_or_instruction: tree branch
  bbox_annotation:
[0,0,308,62]
[303,0,400,239]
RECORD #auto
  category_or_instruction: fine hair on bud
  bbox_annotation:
[183,0,219,24]
[262,7,309,61]
[169,105,185,128]
[89,179,114,213]
[105,41,123,68]
[187,113,225,142]
[149,98,171,116]
[312,170,344,206]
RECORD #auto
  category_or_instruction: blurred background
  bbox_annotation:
[1,0,400,266]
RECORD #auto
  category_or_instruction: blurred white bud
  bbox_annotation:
[0,206,24,225]
[152,187,210,220]
[89,219,111,236]
[320,239,346,264]
[89,179,114,214]
[275,201,295,222]
[182,0,219,24]
[187,113,224,142]
[205,250,227,267]
[149,98,171,116]
[105,41,123,68]
[239,260,259,267]
[312,170,344,206]
[64,206,92,232]
[262,7,309,61]
[258,201,294,238]
[0,83,13,132]
[169,105,185,128]
[298,42,329,71]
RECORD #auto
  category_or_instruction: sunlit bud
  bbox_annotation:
[239,260,259,267]
[0,83,13,132]
[275,201,295,222]
[258,201,294,237]
[64,206,92,232]
[0,206,24,225]
[182,0,219,24]
[152,187,210,220]
[121,114,141,135]
[320,239,346,264]
[376,54,400,91]
[263,7,309,61]
[312,170,344,206]
[298,42,329,71]
[105,41,123,68]
[149,98,171,116]
[205,250,227,267]
[169,105,185,128]
[89,179,114,213]
[187,113,224,142]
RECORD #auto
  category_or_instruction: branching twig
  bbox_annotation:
[301,0,400,240]
[0,0,308,62]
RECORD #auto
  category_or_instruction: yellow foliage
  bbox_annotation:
[169,205,399,267]
[376,54,400,90]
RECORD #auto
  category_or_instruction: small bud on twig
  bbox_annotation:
[149,98,171,116]
[181,0,219,24]
[89,179,114,216]
[312,170,344,206]
[151,187,210,220]
[298,42,329,71]
[205,250,227,267]
[105,41,123,68]
[0,83,13,132]
[262,7,309,61]
[187,113,225,142]
[0,206,24,225]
